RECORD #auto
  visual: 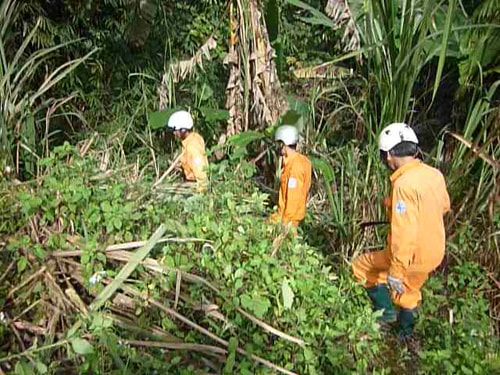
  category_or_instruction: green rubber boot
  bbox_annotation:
[366,284,397,323]
[398,308,416,337]
[398,308,420,365]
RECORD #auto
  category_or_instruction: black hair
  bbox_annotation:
[379,141,422,165]
[275,141,297,150]
[388,141,419,157]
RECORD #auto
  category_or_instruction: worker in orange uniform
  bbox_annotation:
[167,110,209,192]
[269,125,312,228]
[352,122,450,342]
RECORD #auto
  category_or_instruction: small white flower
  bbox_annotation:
[89,271,106,286]
[0,312,6,324]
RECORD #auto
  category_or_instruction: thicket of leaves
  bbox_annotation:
[0,0,499,373]
[0,143,498,374]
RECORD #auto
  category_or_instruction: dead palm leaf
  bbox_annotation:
[325,0,361,53]
[223,0,286,138]
[158,37,218,109]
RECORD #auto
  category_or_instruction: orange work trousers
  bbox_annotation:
[352,249,431,309]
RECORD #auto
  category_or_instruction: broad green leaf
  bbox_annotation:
[17,256,28,273]
[265,0,280,42]
[281,110,302,127]
[147,108,179,130]
[199,106,229,123]
[297,15,336,28]
[114,218,122,230]
[286,96,311,118]
[71,338,94,355]
[240,294,271,318]
[195,83,214,102]
[90,313,113,331]
[223,337,238,374]
[33,244,47,260]
[282,278,294,310]
[285,0,335,28]
[14,360,34,375]
[100,201,111,212]
[224,351,236,374]
[311,157,335,183]
[229,147,248,160]
[171,356,182,365]
[106,222,114,234]
[35,361,48,374]
[228,130,265,148]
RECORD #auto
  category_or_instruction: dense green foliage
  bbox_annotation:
[1,144,498,373]
[0,0,499,373]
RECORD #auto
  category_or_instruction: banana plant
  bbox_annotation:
[0,0,96,177]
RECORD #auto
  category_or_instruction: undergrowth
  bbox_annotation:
[0,142,498,374]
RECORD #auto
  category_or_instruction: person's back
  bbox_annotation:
[352,122,451,346]
[269,125,312,228]
[279,152,311,224]
[390,161,449,269]
[181,131,208,186]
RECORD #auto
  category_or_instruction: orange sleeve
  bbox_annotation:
[442,177,450,214]
[389,186,419,279]
[272,172,287,222]
[282,163,306,222]
[186,140,208,186]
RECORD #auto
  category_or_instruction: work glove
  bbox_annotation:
[387,275,405,294]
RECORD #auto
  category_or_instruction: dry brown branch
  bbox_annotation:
[52,236,211,258]
[122,285,298,375]
[105,250,305,347]
[153,153,183,187]
[0,261,15,285]
[174,270,181,310]
[13,321,47,336]
[7,267,46,299]
[44,271,73,312]
[64,288,88,315]
[446,131,499,169]
[124,340,228,356]
[12,299,43,322]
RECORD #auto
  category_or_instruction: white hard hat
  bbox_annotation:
[167,110,193,130]
[275,125,299,146]
[378,122,418,152]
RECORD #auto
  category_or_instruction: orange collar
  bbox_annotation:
[181,132,196,147]
[390,159,421,183]
[284,151,300,166]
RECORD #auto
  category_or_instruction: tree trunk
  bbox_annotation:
[223,0,286,139]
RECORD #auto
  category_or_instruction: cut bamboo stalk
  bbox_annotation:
[122,285,298,375]
[154,153,183,187]
[90,224,166,311]
[52,236,211,258]
[105,251,305,347]
[124,340,227,355]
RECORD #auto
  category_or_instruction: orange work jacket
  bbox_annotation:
[180,132,209,189]
[271,152,312,226]
[386,160,450,279]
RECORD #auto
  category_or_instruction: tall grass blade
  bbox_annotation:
[432,0,456,102]
[90,224,166,311]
